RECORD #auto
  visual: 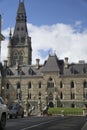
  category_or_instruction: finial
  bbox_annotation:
[19,0,24,3]
[9,28,12,38]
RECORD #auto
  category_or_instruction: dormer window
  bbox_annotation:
[28,68,35,75]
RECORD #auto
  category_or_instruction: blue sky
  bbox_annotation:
[1,0,87,29]
[1,0,87,64]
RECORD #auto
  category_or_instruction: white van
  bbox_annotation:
[0,97,8,130]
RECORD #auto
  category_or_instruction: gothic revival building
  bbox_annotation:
[1,1,87,110]
[7,1,32,66]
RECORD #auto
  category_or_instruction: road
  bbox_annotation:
[5,116,86,130]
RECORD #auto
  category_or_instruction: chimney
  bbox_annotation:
[64,57,68,68]
[36,59,40,69]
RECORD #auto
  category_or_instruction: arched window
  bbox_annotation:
[47,77,54,88]
[71,102,75,108]
[13,51,18,65]
[71,81,74,88]
[17,82,20,89]
[19,51,24,64]
[28,93,31,99]
[6,83,9,89]
[71,92,75,99]
[83,81,87,88]
[28,82,31,89]
[60,92,63,99]
[39,92,41,96]
[60,81,63,88]
[39,82,41,88]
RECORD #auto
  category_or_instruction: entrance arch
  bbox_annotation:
[48,102,54,107]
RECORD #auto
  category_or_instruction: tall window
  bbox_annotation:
[13,51,18,65]
[71,81,74,88]
[38,92,41,99]
[13,51,24,65]
[28,93,31,99]
[28,82,31,89]
[60,81,63,88]
[83,81,87,88]
[39,82,41,88]
[6,83,9,89]
[83,81,87,99]
[47,77,54,88]
[17,82,20,89]
[60,92,63,99]
[71,92,75,99]
[19,51,24,64]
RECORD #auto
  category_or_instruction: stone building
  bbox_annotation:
[0,14,5,98]
[1,1,87,110]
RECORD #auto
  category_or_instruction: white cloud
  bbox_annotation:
[1,23,87,65]
[75,21,82,26]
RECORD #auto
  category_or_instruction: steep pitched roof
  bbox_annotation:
[17,1,26,14]
[13,1,28,40]
[41,54,61,72]
[64,63,87,76]
[0,34,5,41]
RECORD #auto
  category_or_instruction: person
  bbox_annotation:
[26,99,30,116]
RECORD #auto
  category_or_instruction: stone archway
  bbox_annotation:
[48,101,54,108]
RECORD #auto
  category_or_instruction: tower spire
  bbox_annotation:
[19,0,24,3]
[7,1,32,66]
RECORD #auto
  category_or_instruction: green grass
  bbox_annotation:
[48,107,83,115]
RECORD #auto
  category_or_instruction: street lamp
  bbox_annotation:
[16,64,22,103]
[38,97,42,116]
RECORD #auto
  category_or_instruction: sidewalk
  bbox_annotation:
[81,120,87,130]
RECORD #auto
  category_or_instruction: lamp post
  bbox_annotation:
[16,64,22,104]
[38,97,42,116]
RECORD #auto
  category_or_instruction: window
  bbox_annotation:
[60,92,63,99]
[28,82,31,89]
[39,82,41,88]
[28,93,31,99]
[71,92,75,99]
[21,37,25,42]
[47,77,54,88]
[6,83,9,89]
[39,92,41,96]
[13,51,18,66]
[17,82,20,89]
[83,81,87,88]
[19,51,24,64]
[60,81,63,88]
[71,81,74,88]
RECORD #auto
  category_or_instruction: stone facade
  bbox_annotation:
[0,1,87,111]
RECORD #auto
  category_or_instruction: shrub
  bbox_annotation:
[48,107,83,115]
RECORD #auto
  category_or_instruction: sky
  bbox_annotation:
[1,0,87,64]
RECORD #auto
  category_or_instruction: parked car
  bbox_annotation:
[0,97,8,130]
[8,103,24,119]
